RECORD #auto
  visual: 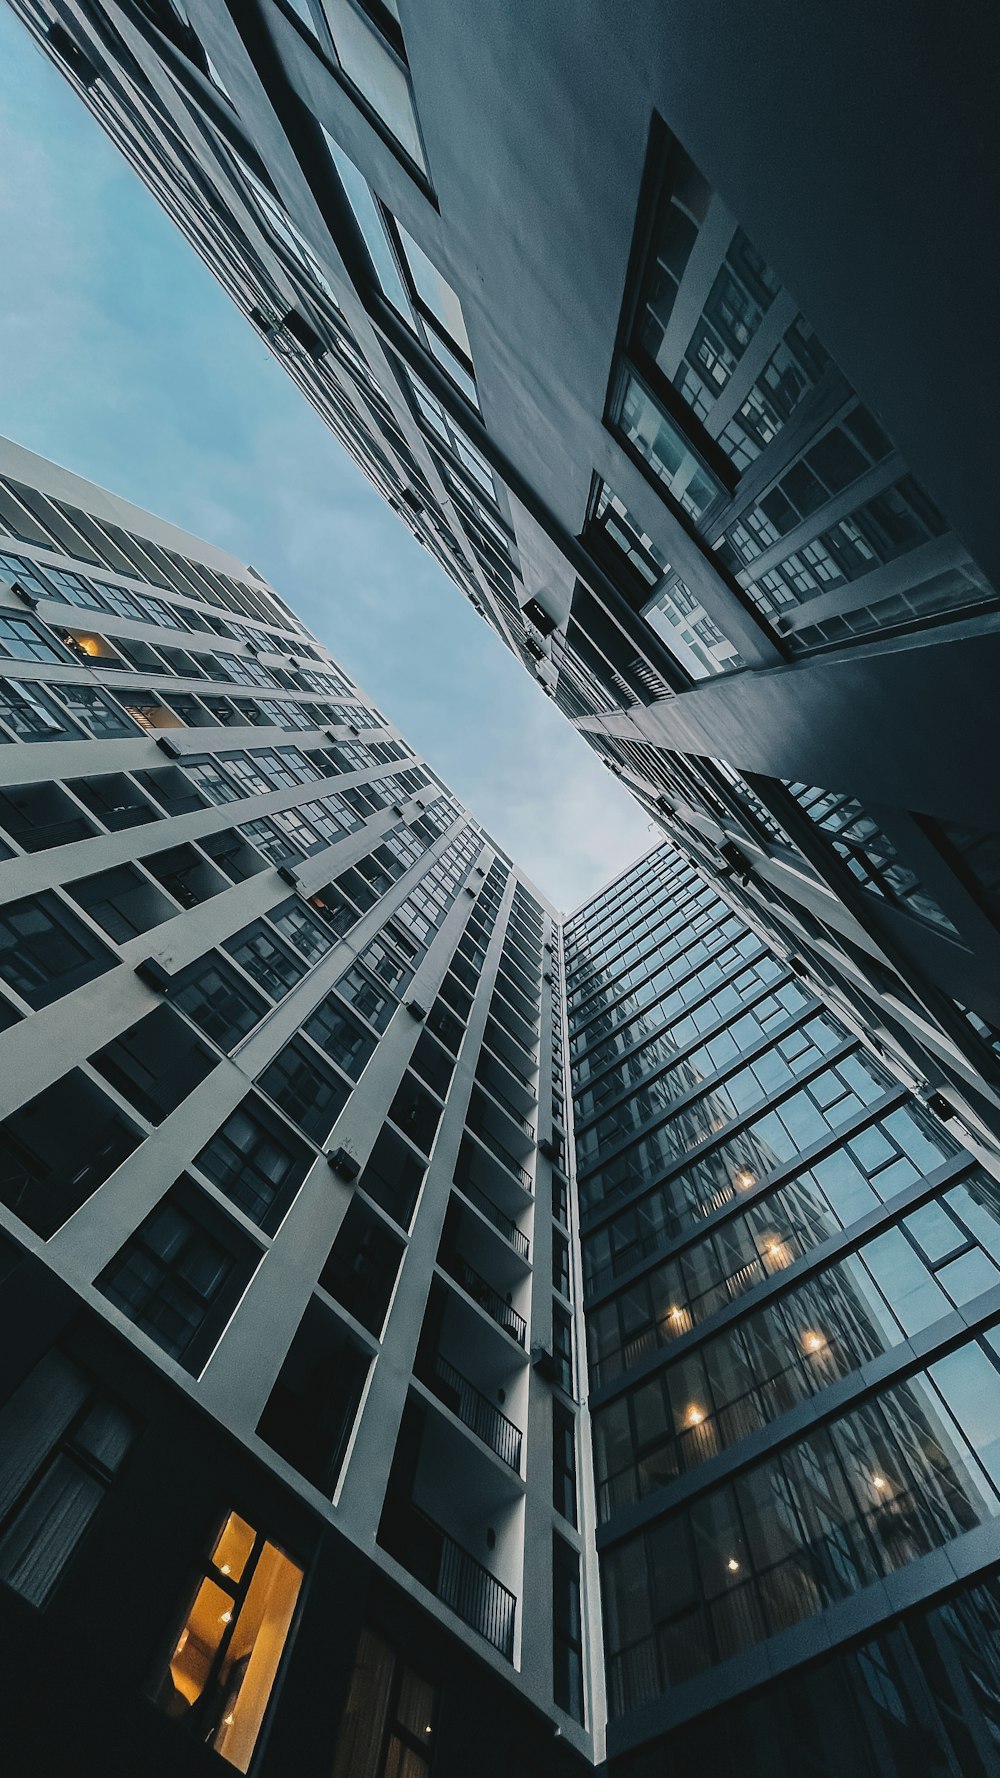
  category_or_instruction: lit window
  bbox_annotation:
[153,1510,303,1772]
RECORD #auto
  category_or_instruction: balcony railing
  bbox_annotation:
[426,1355,522,1470]
[441,1251,527,1345]
[482,1030,535,1091]
[466,1120,533,1190]
[457,1178,531,1260]
[492,986,539,1040]
[381,1501,516,1658]
[474,1077,536,1139]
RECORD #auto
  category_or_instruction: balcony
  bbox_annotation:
[464,1116,533,1194]
[498,948,541,1000]
[483,1016,537,1086]
[454,1175,530,1261]
[421,1354,522,1471]
[379,1397,520,1659]
[494,968,540,1031]
[471,1063,537,1144]
[489,987,538,1058]
[440,1252,526,1345]
[381,1498,516,1659]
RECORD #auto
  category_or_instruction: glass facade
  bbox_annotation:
[565,844,1000,1755]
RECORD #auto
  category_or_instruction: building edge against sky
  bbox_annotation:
[10,0,1000,1163]
[2,431,1000,1777]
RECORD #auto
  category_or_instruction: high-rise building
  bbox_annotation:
[10,0,1000,1145]
[4,433,1000,1777]
[0,434,597,1776]
[566,843,1000,1778]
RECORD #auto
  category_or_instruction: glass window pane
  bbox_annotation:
[322,0,426,170]
[396,224,471,356]
[324,130,412,315]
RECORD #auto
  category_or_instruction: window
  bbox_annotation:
[68,772,160,833]
[326,136,477,404]
[304,993,378,1075]
[787,784,960,937]
[0,612,71,663]
[553,1303,574,1396]
[0,1351,136,1606]
[553,1399,578,1527]
[358,933,412,996]
[267,897,334,964]
[225,920,309,1000]
[199,828,269,884]
[145,843,227,909]
[194,1098,312,1233]
[257,1300,369,1495]
[617,373,724,518]
[99,1185,258,1371]
[51,682,138,737]
[171,955,269,1052]
[643,576,745,679]
[90,1006,216,1124]
[332,1628,437,1778]
[553,1230,571,1300]
[552,1535,585,1722]
[0,891,114,1008]
[586,480,669,590]
[357,1128,425,1229]
[67,863,177,942]
[0,676,77,741]
[0,779,95,852]
[318,1196,405,1333]
[257,1037,350,1142]
[152,1509,302,1771]
[317,2,427,173]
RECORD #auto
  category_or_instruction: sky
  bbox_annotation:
[0,12,653,911]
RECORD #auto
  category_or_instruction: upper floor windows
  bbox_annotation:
[786,784,960,939]
[0,611,72,664]
[325,135,478,405]
[0,891,114,1010]
[99,1182,260,1371]
[610,124,1000,655]
[295,0,428,177]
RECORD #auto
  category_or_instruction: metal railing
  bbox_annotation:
[466,1120,533,1190]
[441,1251,527,1345]
[427,1355,522,1470]
[491,986,539,1042]
[474,1075,536,1139]
[483,1021,537,1082]
[457,1178,531,1259]
[481,1030,535,1091]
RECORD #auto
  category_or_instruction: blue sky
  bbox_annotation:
[0,12,653,910]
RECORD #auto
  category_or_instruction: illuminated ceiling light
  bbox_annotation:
[686,1405,705,1425]
[872,1474,888,1491]
[804,1331,824,1352]
[733,1167,757,1191]
[726,1557,741,1573]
